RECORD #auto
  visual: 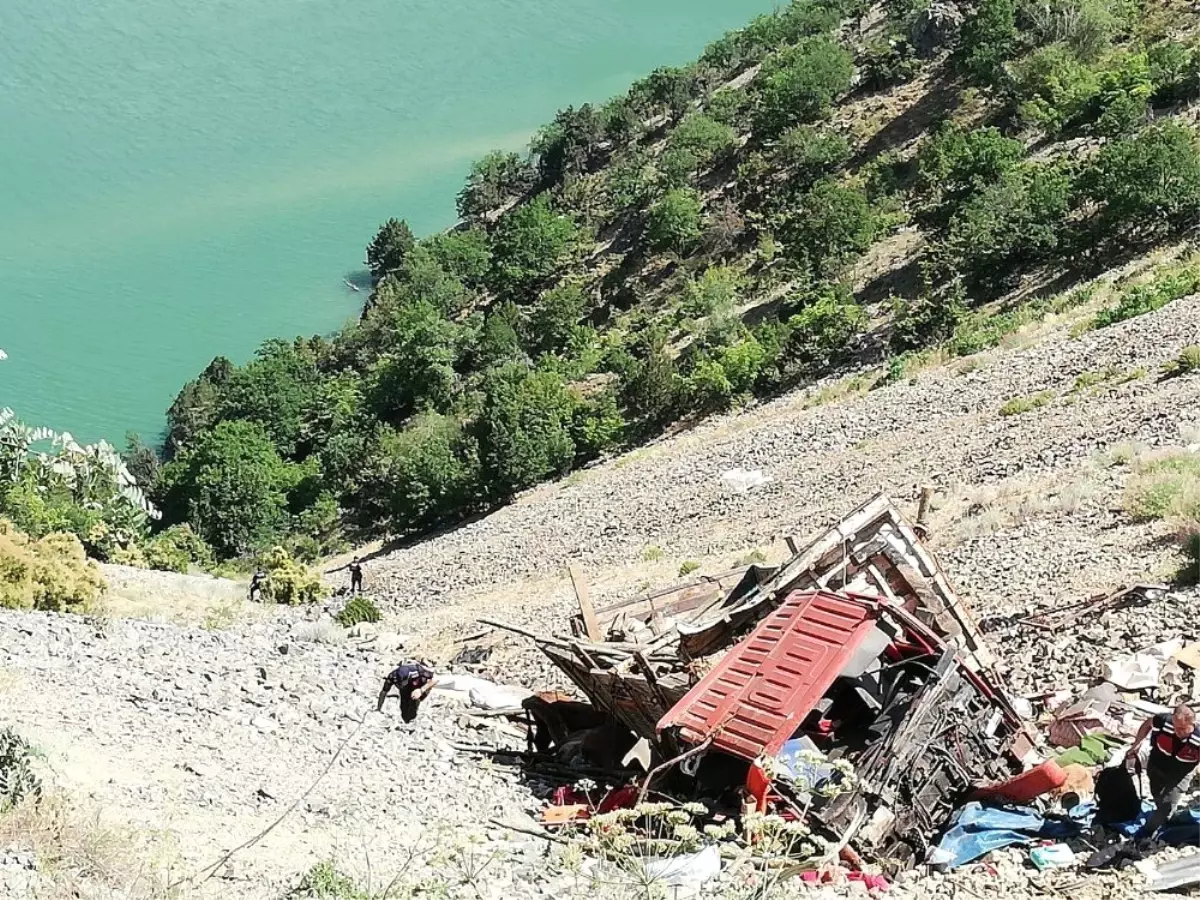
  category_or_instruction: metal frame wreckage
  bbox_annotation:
[486,492,1038,866]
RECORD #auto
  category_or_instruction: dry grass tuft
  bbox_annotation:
[293,619,348,646]
[0,793,180,899]
[1123,451,1200,522]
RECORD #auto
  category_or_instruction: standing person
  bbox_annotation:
[326,556,364,594]
[1126,702,1200,837]
[377,661,438,722]
[248,570,265,603]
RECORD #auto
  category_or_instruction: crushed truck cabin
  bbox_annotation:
[490,493,1040,868]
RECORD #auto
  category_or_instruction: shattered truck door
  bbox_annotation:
[658,591,880,760]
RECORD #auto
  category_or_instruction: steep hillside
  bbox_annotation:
[134,0,1200,572]
[2,287,1198,899]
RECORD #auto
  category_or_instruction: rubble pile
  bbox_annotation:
[985,585,1200,698]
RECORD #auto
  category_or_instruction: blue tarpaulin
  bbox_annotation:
[931,801,1168,869]
[1159,808,1200,847]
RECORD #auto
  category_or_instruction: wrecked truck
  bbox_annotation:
[501,493,1032,865]
[656,588,1025,865]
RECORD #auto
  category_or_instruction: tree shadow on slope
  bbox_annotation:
[848,76,964,171]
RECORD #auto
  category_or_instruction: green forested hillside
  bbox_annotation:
[10,0,1200,574]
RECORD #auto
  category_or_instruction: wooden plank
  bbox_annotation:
[569,563,603,642]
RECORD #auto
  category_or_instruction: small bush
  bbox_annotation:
[660,114,736,184]
[143,524,216,574]
[777,179,876,276]
[754,37,855,137]
[680,267,740,321]
[774,125,851,189]
[958,0,1019,84]
[0,727,42,811]
[1000,390,1054,416]
[1124,452,1200,521]
[642,546,664,562]
[735,548,769,566]
[336,596,382,628]
[290,861,366,900]
[889,290,966,354]
[1162,346,1200,378]
[678,560,701,576]
[645,188,703,255]
[769,285,867,384]
[860,37,921,90]
[259,547,324,606]
[0,519,106,612]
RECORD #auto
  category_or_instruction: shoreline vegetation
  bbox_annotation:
[3,0,1200,601]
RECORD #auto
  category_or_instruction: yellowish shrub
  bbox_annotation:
[0,519,105,611]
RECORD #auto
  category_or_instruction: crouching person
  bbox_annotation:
[1127,702,1200,838]
[377,661,437,723]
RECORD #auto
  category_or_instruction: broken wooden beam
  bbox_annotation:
[569,563,603,642]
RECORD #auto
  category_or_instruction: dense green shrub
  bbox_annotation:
[646,188,704,255]
[478,365,578,498]
[661,114,736,184]
[360,414,481,534]
[915,123,1025,226]
[1083,122,1200,234]
[569,389,625,460]
[619,330,682,430]
[156,420,299,558]
[939,162,1074,289]
[214,339,326,457]
[0,727,42,811]
[531,104,606,186]
[705,88,750,127]
[1148,40,1200,106]
[143,524,216,574]
[1020,0,1130,62]
[958,0,1019,84]
[680,267,740,321]
[774,125,851,188]
[753,37,855,137]
[526,284,588,357]
[1013,44,1101,131]
[761,285,866,387]
[889,290,966,353]
[336,596,382,628]
[777,179,875,275]
[860,38,921,90]
[1092,263,1200,328]
[488,196,581,299]
[423,228,492,289]
[361,300,458,423]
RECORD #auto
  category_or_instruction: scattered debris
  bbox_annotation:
[720,468,772,494]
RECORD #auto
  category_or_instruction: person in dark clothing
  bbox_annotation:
[377,662,437,722]
[1127,703,1199,837]
[326,557,364,594]
[249,571,265,603]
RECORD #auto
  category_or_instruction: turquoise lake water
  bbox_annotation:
[0,0,775,445]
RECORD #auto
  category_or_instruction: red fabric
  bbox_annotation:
[596,785,639,814]
[550,784,639,816]
[969,760,1068,805]
[799,869,889,891]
